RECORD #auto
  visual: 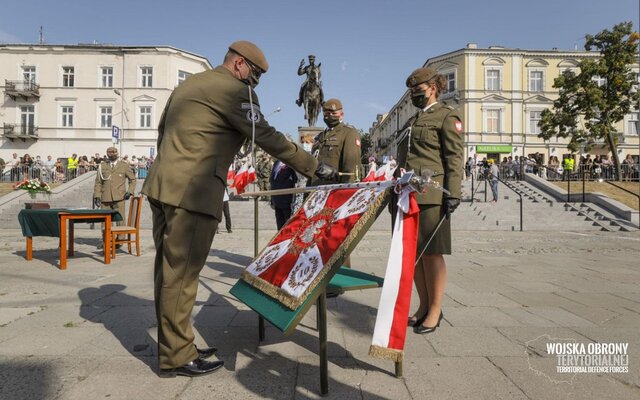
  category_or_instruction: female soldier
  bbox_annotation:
[398,67,464,334]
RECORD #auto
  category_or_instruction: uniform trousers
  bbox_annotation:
[101,200,126,227]
[148,198,219,369]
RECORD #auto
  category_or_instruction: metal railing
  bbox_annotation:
[1,163,152,184]
[4,79,40,97]
[3,123,39,137]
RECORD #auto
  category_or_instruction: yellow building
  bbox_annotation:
[369,44,639,164]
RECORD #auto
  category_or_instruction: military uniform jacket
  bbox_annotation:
[311,122,361,185]
[93,160,137,202]
[141,66,318,219]
[396,102,464,205]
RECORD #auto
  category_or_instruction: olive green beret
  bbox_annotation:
[406,67,436,88]
[322,98,342,111]
[229,40,269,73]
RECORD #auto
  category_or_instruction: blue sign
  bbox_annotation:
[150,146,155,157]
[111,125,120,143]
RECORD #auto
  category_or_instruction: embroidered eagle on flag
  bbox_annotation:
[242,186,389,310]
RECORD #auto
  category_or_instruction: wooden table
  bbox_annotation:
[18,209,122,270]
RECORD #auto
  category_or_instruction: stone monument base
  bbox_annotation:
[298,126,324,141]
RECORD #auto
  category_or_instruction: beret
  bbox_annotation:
[322,98,343,111]
[406,67,436,88]
[229,40,269,72]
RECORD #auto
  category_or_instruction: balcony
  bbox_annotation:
[4,80,40,100]
[3,123,39,141]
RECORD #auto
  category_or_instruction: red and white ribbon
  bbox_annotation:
[369,185,419,361]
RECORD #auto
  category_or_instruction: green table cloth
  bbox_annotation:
[18,209,123,237]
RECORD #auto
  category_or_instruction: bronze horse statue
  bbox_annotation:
[300,67,323,127]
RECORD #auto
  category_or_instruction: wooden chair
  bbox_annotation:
[111,195,143,258]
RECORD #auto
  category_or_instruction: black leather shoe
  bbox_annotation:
[227,229,232,233]
[414,311,443,334]
[159,358,224,378]
[196,346,218,359]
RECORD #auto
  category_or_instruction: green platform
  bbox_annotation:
[229,266,383,335]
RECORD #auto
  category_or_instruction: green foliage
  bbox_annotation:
[359,130,373,164]
[539,22,639,178]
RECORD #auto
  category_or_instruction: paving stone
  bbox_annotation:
[426,327,524,357]
[443,306,524,327]
[490,356,640,400]
[403,356,528,399]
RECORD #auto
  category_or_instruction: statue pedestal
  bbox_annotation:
[298,126,324,141]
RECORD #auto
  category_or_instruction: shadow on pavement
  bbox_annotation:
[78,284,157,372]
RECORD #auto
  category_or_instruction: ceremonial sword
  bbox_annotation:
[240,171,450,197]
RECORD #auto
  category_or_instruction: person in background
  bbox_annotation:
[489,160,499,203]
[270,159,297,230]
[67,153,79,180]
[42,155,55,182]
[217,188,232,233]
[93,147,137,249]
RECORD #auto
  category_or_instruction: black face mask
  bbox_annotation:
[323,115,341,128]
[242,63,261,88]
[411,91,428,109]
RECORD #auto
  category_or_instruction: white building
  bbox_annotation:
[1,44,212,160]
[369,44,639,164]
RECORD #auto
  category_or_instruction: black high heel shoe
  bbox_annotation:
[414,311,443,334]
[408,311,428,327]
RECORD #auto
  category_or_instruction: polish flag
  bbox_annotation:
[227,164,236,183]
[247,166,257,184]
[362,162,396,182]
[232,162,249,194]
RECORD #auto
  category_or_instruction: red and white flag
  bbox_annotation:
[242,186,388,309]
[362,162,396,182]
[247,166,257,184]
[369,186,419,362]
[227,164,236,183]
[232,162,249,194]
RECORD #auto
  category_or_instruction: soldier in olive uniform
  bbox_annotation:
[311,98,361,282]
[93,147,136,247]
[256,153,272,200]
[396,67,464,335]
[311,98,362,185]
[141,41,337,377]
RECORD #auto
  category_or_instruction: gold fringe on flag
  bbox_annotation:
[368,345,404,362]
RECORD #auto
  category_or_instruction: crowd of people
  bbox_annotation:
[0,152,155,183]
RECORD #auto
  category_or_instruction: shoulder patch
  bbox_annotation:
[454,120,463,133]
[241,103,260,112]
[355,138,361,147]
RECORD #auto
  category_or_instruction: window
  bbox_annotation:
[140,67,153,88]
[100,106,113,128]
[62,66,75,87]
[529,111,542,134]
[593,76,606,87]
[486,69,501,91]
[139,106,152,128]
[529,71,543,92]
[61,106,74,127]
[20,105,35,134]
[178,70,192,85]
[101,67,113,88]
[486,109,501,133]
[628,115,639,135]
[22,66,36,83]
[444,71,455,93]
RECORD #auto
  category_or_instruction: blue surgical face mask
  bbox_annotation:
[302,143,313,152]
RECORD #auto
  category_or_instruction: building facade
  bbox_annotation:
[369,44,639,164]
[1,44,212,160]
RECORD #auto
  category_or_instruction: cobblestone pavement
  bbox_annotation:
[0,222,639,399]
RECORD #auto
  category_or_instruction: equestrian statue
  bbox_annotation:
[296,55,324,127]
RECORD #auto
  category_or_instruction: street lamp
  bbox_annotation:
[113,89,129,156]
[267,106,282,118]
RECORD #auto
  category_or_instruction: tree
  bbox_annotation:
[359,130,373,165]
[539,22,640,180]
